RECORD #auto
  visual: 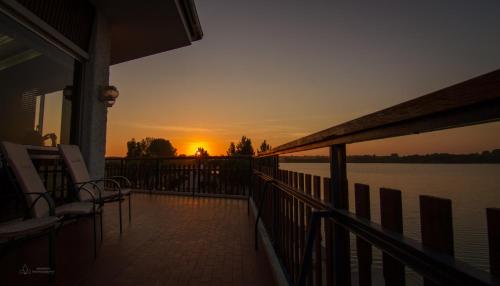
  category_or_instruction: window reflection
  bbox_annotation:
[0,15,75,146]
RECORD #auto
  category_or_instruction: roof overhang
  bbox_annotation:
[91,0,203,65]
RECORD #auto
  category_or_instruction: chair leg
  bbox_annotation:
[93,214,97,259]
[119,198,123,234]
[128,194,132,223]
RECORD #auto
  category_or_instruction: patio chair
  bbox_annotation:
[58,144,132,234]
[0,142,101,258]
[0,191,58,278]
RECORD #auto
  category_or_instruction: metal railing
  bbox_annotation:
[252,69,500,286]
[105,156,253,197]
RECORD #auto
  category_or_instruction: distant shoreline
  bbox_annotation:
[280,150,500,164]
[281,161,500,164]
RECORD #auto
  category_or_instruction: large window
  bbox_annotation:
[0,13,77,147]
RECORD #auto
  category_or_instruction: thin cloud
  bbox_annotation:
[117,122,223,133]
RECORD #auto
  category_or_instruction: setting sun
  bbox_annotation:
[186,141,210,156]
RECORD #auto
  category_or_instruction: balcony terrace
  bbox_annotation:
[1,193,276,286]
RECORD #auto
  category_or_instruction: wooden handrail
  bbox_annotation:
[259,69,500,157]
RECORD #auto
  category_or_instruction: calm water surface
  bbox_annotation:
[280,163,500,285]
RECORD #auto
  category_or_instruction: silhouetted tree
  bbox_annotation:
[148,138,177,157]
[126,137,177,157]
[258,140,271,154]
[226,142,236,156]
[127,138,146,157]
[195,147,209,157]
[236,136,254,155]
[227,136,254,156]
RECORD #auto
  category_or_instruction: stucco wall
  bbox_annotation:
[79,11,110,179]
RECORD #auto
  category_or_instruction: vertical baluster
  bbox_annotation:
[181,165,185,192]
[420,195,454,286]
[380,188,405,286]
[355,183,372,286]
[304,174,314,285]
[43,163,49,189]
[170,164,174,192]
[323,178,334,286]
[176,163,180,192]
[210,163,214,194]
[198,161,201,194]
[188,164,192,193]
[313,175,323,286]
[287,192,294,278]
[181,163,185,193]
[178,163,182,192]
[165,163,170,191]
[278,185,283,258]
[185,164,189,193]
[293,172,300,282]
[155,159,160,190]
[487,208,500,276]
[173,162,177,192]
[298,173,306,284]
[51,159,57,198]
[179,163,182,192]
[206,160,210,193]
[162,161,166,190]
[224,161,228,195]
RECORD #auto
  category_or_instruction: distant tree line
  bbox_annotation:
[280,150,500,164]
[127,138,177,157]
[126,136,271,158]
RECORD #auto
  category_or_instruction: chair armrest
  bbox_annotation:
[23,192,56,217]
[75,181,103,202]
[77,186,98,211]
[77,178,122,197]
[105,176,131,188]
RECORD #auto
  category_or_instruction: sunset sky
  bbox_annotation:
[106,0,500,156]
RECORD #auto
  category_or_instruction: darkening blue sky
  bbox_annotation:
[107,0,500,156]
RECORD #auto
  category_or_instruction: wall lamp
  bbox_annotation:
[101,85,119,107]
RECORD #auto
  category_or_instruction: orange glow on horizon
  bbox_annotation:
[105,121,500,158]
[185,141,211,156]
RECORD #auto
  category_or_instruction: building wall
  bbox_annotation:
[79,10,110,179]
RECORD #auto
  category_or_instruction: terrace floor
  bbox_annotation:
[1,193,276,286]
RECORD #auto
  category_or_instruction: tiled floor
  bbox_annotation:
[1,193,276,286]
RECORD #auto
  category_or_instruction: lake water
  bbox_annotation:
[280,163,500,284]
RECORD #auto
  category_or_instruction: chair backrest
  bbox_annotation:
[0,142,49,218]
[58,144,94,201]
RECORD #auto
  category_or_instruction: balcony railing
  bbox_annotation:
[252,69,500,286]
[105,156,253,197]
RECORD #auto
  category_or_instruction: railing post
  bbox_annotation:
[355,183,372,286]
[329,144,351,286]
[380,188,405,286]
[420,195,454,286]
